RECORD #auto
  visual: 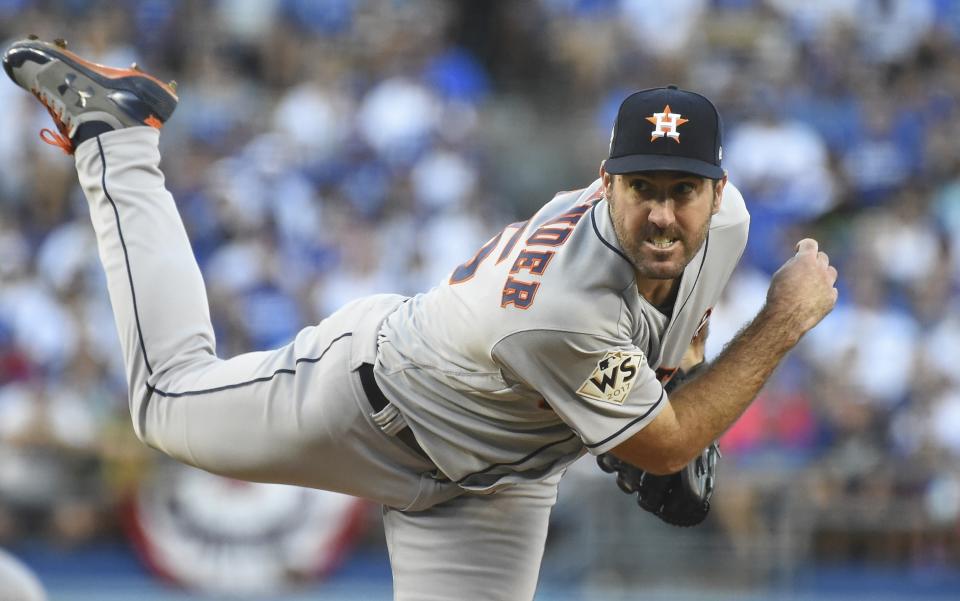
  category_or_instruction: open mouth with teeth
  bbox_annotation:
[645,236,679,250]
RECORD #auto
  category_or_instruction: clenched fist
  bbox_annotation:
[764,238,838,342]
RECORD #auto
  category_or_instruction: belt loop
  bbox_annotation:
[372,403,409,437]
[360,363,410,435]
[358,363,431,461]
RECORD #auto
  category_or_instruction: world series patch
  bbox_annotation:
[577,350,646,405]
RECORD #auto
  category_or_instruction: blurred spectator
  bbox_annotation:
[855,0,935,64]
[0,375,102,545]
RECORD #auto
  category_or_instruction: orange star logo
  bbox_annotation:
[646,105,688,143]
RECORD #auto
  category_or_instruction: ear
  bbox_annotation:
[711,174,728,215]
[599,162,614,197]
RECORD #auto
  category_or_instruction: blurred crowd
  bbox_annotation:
[0,0,959,578]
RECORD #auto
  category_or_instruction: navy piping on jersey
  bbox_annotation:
[585,388,666,450]
[589,203,633,267]
[662,232,709,340]
[98,136,154,375]
[455,432,578,485]
[590,196,712,346]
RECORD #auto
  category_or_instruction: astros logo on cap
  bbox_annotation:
[646,105,688,143]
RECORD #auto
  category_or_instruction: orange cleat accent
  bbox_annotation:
[39,127,73,154]
[4,37,180,154]
[32,86,76,154]
[45,44,178,99]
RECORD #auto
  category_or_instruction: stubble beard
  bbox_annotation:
[608,192,713,281]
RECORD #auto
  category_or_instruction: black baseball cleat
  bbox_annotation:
[3,36,178,154]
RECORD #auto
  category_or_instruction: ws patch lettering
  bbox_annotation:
[577,350,646,405]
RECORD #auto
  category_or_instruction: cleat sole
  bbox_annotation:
[3,39,178,123]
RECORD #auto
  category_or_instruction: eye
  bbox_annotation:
[631,179,650,192]
[674,182,696,196]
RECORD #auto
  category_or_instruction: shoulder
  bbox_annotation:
[494,183,635,341]
[711,181,750,233]
[535,178,605,220]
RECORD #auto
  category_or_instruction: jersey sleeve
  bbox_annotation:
[491,330,667,455]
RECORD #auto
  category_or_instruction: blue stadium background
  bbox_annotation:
[2,0,960,599]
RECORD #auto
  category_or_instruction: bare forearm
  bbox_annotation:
[613,238,838,474]
[612,307,801,474]
[669,307,797,457]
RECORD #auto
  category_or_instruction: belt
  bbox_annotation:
[358,363,429,460]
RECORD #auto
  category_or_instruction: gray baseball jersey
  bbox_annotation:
[376,178,750,491]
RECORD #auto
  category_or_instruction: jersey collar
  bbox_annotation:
[589,197,710,327]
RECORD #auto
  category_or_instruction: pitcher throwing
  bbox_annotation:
[4,37,838,601]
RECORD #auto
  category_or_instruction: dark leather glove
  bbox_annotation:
[597,441,719,527]
[596,362,719,527]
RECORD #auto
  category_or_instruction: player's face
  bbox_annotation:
[603,170,724,281]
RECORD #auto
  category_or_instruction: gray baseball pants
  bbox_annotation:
[75,127,560,601]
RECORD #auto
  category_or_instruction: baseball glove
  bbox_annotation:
[596,362,720,527]
[597,441,719,527]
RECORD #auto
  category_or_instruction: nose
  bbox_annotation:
[647,201,676,230]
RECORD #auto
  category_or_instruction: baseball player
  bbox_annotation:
[3,38,838,601]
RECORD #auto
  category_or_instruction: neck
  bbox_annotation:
[637,277,681,314]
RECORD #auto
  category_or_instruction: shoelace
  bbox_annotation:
[31,87,75,155]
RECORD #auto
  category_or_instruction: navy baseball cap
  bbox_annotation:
[605,85,724,179]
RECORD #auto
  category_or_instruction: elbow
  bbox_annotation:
[611,405,701,474]
[613,444,693,475]
[643,454,691,476]
[640,431,698,475]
